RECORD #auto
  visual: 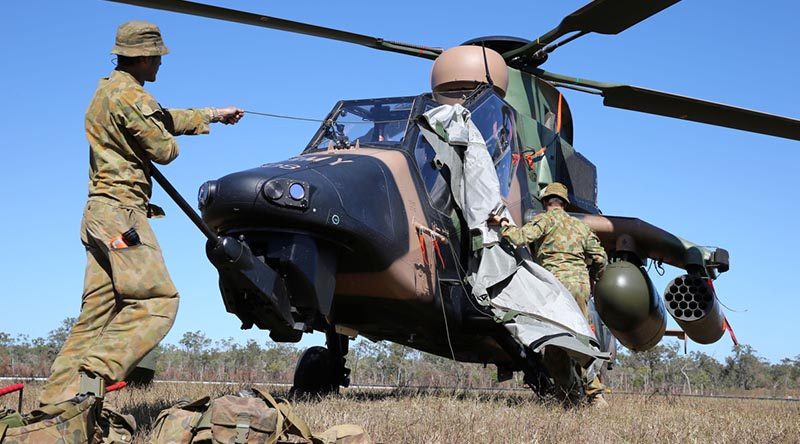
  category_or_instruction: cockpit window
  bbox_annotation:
[412,91,518,213]
[305,97,415,152]
[470,95,515,160]
[467,93,518,196]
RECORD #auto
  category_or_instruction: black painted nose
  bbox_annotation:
[200,153,409,271]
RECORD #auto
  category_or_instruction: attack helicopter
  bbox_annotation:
[108,0,800,396]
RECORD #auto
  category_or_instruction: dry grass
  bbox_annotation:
[10,382,800,443]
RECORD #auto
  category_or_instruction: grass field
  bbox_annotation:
[9,382,800,443]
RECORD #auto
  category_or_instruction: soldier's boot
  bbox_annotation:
[588,393,609,409]
[584,374,608,409]
[25,373,105,423]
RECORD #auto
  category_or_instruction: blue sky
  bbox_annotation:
[1,1,798,364]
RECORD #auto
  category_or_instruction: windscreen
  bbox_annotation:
[306,98,414,152]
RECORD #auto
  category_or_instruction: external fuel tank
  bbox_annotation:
[594,260,666,351]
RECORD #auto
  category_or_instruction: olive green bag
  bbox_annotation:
[150,388,371,444]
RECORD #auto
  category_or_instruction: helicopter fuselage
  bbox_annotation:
[199,74,729,373]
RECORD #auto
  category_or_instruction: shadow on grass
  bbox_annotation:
[290,386,553,408]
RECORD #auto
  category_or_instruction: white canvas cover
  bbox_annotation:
[420,104,607,364]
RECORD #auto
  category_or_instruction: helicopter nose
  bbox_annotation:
[200,152,409,269]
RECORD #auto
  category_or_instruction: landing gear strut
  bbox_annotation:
[325,327,352,390]
[289,327,350,397]
[491,330,552,398]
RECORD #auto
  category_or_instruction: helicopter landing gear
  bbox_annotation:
[491,330,552,399]
[289,329,350,398]
[325,328,352,390]
[492,328,586,405]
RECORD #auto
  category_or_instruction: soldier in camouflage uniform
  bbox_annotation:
[499,183,606,318]
[38,20,245,406]
[494,182,608,405]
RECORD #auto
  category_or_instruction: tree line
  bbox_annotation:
[2,318,799,396]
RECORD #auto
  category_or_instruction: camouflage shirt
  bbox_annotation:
[501,208,607,283]
[85,70,211,212]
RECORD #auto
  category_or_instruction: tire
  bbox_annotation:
[290,346,337,398]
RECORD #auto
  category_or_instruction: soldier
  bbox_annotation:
[491,182,608,406]
[38,20,245,406]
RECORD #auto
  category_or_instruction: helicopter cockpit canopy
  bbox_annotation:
[305,97,416,151]
[305,89,520,215]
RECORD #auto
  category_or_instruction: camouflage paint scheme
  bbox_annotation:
[198,71,726,371]
[192,69,724,388]
[39,70,211,406]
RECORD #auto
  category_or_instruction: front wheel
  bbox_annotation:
[290,346,338,398]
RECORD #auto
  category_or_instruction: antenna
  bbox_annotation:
[480,41,494,88]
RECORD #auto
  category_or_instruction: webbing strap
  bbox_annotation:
[27,396,83,423]
[182,396,212,434]
[266,409,283,444]
[499,309,521,324]
[253,388,314,441]
[0,422,7,440]
[235,412,251,444]
[195,408,212,431]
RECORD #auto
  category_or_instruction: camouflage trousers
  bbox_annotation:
[38,200,179,405]
[557,277,605,397]
[561,279,590,321]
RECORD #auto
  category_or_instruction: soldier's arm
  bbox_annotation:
[163,108,212,136]
[121,94,181,164]
[167,106,245,134]
[585,229,607,281]
[501,214,548,246]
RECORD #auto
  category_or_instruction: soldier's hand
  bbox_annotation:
[213,106,245,125]
[488,214,509,226]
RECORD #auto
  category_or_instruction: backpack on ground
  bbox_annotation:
[150,387,371,444]
[0,396,135,444]
[0,395,99,444]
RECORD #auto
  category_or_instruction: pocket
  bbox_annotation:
[108,243,177,299]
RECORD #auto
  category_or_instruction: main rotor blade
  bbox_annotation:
[538,70,800,141]
[105,0,442,59]
[504,0,680,62]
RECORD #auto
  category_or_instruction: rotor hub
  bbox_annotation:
[461,36,548,69]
